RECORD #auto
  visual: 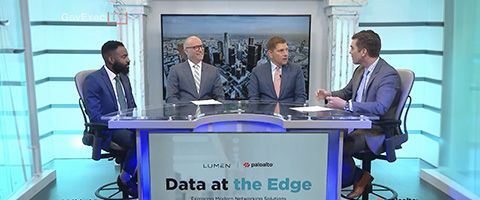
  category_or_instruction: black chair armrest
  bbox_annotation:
[85,122,108,130]
[384,134,408,162]
[373,119,402,138]
[373,119,401,127]
[373,119,407,162]
[84,122,109,161]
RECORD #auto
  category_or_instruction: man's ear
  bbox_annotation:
[107,55,114,64]
[361,48,368,56]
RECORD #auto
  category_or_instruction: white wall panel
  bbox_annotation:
[35,81,78,108]
[361,26,444,51]
[360,0,444,22]
[33,54,105,80]
[396,133,440,167]
[407,108,441,138]
[40,134,91,165]
[383,54,443,80]
[30,26,116,51]
[37,107,84,137]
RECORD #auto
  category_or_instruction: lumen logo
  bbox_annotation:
[243,162,274,168]
[202,163,231,169]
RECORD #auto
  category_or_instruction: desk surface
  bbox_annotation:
[103,101,374,199]
[103,100,378,129]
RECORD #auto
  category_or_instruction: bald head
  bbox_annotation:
[184,36,202,48]
[183,36,205,64]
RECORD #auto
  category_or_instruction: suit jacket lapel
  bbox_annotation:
[279,64,289,98]
[100,67,118,109]
[119,74,133,107]
[182,62,199,98]
[364,59,383,100]
[266,63,276,97]
[199,62,208,97]
[352,67,364,100]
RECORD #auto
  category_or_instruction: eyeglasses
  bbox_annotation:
[185,44,204,51]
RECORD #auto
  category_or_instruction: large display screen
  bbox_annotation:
[161,15,311,100]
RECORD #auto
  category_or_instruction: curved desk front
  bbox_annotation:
[105,101,374,200]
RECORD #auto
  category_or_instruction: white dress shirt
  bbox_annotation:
[104,65,126,111]
[188,59,203,80]
[270,61,282,81]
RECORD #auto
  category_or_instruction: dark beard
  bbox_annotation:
[112,60,129,75]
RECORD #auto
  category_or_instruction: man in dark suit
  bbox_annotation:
[83,41,138,197]
[316,30,401,198]
[166,36,224,103]
[247,36,306,104]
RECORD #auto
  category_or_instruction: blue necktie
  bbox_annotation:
[115,75,127,111]
[355,70,370,102]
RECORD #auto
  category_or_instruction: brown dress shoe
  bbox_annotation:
[346,171,374,198]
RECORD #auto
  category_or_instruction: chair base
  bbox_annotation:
[95,181,136,200]
[341,183,398,200]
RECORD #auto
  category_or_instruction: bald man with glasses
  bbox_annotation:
[166,36,224,103]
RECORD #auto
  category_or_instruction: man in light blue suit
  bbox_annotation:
[166,36,224,103]
[247,36,306,104]
[83,41,138,197]
[316,30,401,198]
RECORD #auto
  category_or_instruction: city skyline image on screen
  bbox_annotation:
[161,15,311,100]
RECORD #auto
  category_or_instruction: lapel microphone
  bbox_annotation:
[280,64,286,78]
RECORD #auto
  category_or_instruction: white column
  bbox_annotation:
[111,0,150,110]
[325,0,367,91]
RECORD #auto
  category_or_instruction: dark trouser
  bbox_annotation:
[342,130,370,188]
[111,129,136,176]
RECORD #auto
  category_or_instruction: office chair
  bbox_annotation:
[342,69,415,200]
[75,70,134,200]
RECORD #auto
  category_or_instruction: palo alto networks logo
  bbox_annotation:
[243,162,273,168]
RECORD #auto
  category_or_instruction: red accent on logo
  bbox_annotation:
[107,12,128,25]
[243,162,250,168]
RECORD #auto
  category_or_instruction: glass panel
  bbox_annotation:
[101,100,379,121]
[359,0,445,165]
[0,0,34,199]
[440,0,480,196]
[28,0,116,165]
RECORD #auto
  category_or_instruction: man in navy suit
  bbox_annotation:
[247,36,306,104]
[166,36,224,103]
[316,30,401,198]
[83,41,137,197]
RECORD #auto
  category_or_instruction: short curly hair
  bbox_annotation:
[101,40,124,62]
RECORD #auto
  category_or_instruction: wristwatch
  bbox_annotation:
[343,100,353,112]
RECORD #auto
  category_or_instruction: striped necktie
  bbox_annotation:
[193,64,201,94]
